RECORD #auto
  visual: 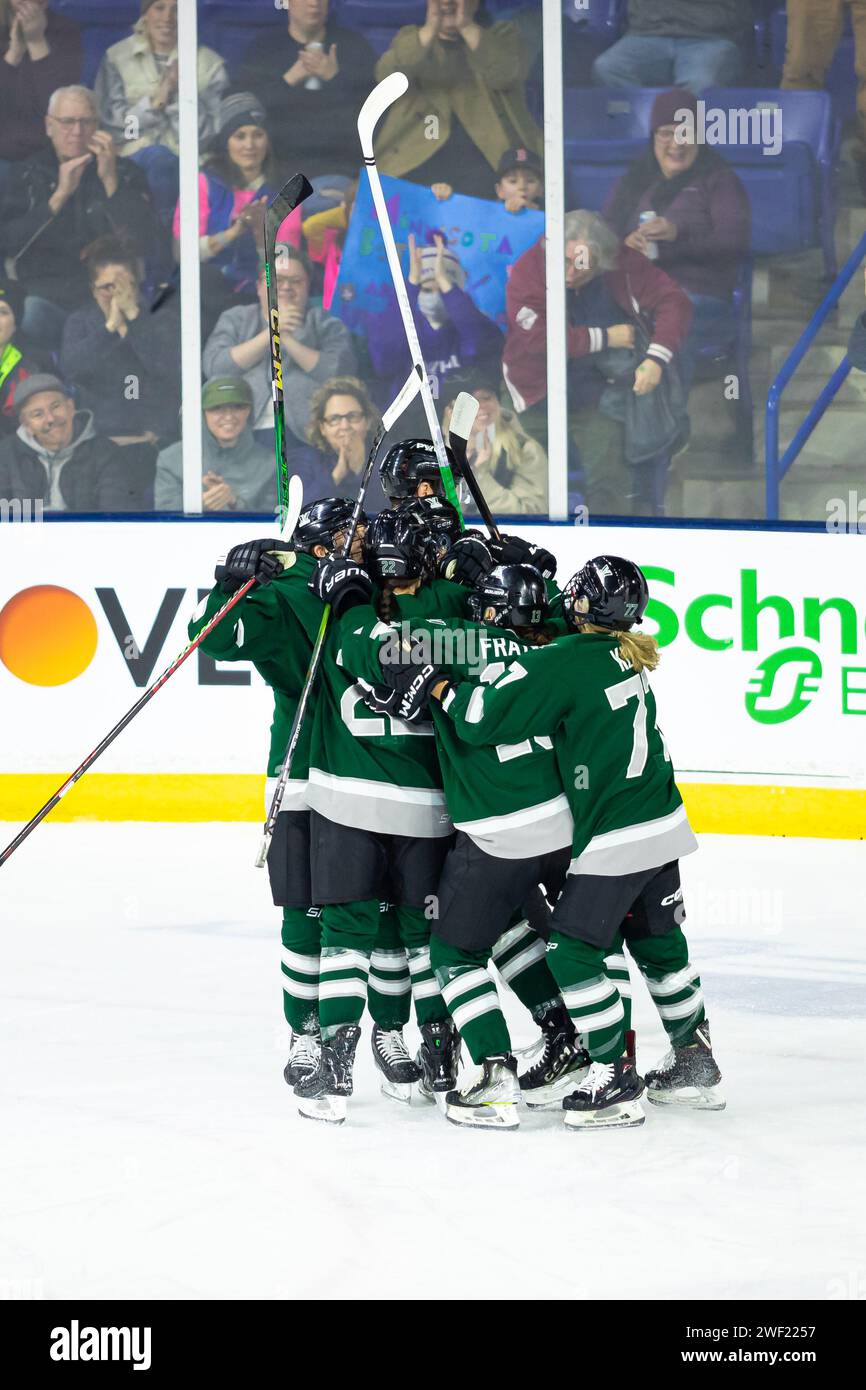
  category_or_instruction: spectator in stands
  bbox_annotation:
[155,376,275,513]
[374,0,542,197]
[0,84,165,345]
[172,92,296,332]
[0,1,81,184]
[592,0,751,92]
[203,244,357,448]
[503,210,691,515]
[442,371,548,514]
[848,265,866,370]
[302,176,357,312]
[603,88,750,387]
[236,0,376,179]
[0,372,143,510]
[303,374,390,509]
[95,0,228,218]
[782,1,866,190]
[369,232,502,409]
[432,145,544,210]
[59,236,180,451]
[0,281,44,436]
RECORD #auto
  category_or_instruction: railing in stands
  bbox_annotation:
[765,228,866,520]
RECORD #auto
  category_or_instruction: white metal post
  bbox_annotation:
[177,0,202,513]
[542,0,568,520]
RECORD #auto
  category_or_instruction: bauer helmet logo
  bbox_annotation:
[744,646,823,725]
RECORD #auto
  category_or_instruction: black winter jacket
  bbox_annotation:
[0,416,143,511]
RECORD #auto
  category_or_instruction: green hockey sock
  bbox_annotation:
[430,935,511,1064]
[604,929,632,1033]
[318,899,378,1039]
[491,916,560,1018]
[367,904,412,1030]
[547,932,625,1060]
[628,928,705,1045]
[397,905,449,1025]
[280,906,321,1034]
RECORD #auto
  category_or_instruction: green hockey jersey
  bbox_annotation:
[188,551,323,811]
[338,611,573,859]
[305,578,468,840]
[440,632,697,876]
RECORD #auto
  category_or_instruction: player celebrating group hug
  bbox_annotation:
[190,438,724,1132]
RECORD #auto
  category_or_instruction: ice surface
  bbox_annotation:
[1,825,864,1301]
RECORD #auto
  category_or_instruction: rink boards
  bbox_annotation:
[1,520,864,837]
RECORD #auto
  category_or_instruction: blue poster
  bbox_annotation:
[332,171,545,334]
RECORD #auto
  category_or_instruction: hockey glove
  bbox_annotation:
[439,532,493,586]
[215,539,293,594]
[363,663,442,724]
[309,555,372,618]
[489,533,557,580]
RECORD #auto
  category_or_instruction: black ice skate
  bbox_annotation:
[295,1024,362,1125]
[644,1020,725,1111]
[562,1032,645,1130]
[446,1054,520,1130]
[416,1018,462,1107]
[518,1000,590,1108]
[283,1030,321,1090]
[371,1026,422,1104]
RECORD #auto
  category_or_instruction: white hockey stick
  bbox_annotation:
[280,473,304,540]
[358,72,464,525]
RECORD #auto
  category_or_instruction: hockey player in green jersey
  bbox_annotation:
[339,563,594,1130]
[428,555,725,1129]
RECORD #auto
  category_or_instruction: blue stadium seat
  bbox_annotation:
[53,1,139,87]
[564,86,666,210]
[701,87,839,277]
[769,4,857,122]
[336,2,425,56]
[198,0,283,76]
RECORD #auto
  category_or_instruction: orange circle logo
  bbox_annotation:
[0,585,98,686]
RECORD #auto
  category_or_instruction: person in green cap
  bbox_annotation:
[154,375,276,512]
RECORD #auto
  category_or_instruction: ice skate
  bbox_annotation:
[371,1025,421,1103]
[283,1030,321,1090]
[644,1020,725,1110]
[295,1024,361,1125]
[518,1000,590,1108]
[416,1017,461,1107]
[445,1054,520,1130]
[562,1034,645,1130]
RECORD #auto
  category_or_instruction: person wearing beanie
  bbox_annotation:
[0,372,143,510]
[592,0,751,92]
[603,88,750,388]
[154,376,276,513]
[0,281,47,437]
[171,92,297,334]
[236,0,377,179]
[94,0,227,216]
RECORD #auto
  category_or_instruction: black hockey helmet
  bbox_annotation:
[467,564,549,630]
[364,506,441,583]
[293,497,366,554]
[379,438,459,500]
[562,555,648,632]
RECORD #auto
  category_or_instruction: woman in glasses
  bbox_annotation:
[303,375,389,511]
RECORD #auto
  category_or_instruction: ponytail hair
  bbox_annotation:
[376,581,398,625]
[583,622,660,673]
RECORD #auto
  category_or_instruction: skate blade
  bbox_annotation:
[415,1083,436,1106]
[564,1099,645,1130]
[521,1066,591,1109]
[445,1101,520,1131]
[380,1078,413,1105]
[647,1084,726,1111]
[297,1094,347,1125]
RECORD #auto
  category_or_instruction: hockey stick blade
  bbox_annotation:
[358,71,407,158]
[383,365,422,431]
[265,173,314,233]
[279,474,304,541]
[448,392,501,542]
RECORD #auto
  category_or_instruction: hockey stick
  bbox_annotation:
[254,366,423,868]
[447,391,501,543]
[358,74,465,529]
[264,173,314,528]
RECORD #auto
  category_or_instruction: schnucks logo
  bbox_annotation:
[744,647,823,725]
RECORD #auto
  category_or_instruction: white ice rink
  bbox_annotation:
[1,825,864,1302]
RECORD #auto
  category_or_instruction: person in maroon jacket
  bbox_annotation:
[0,1,82,177]
[503,209,691,515]
[603,88,750,388]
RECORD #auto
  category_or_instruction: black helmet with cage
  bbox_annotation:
[293,497,365,554]
[467,563,549,630]
[379,438,459,500]
[364,505,444,584]
[561,555,649,632]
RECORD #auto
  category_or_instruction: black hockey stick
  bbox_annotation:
[254,366,423,867]
[447,391,502,543]
[264,173,314,528]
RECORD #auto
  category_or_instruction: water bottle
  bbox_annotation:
[639,210,658,260]
[304,42,323,91]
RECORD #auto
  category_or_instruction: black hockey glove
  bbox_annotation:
[309,555,372,618]
[439,532,493,586]
[361,662,442,724]
[215,539,293,594]
[489,533,557,580]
